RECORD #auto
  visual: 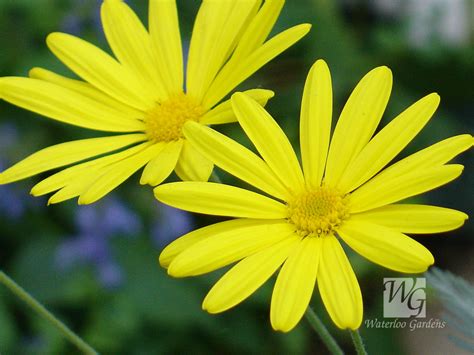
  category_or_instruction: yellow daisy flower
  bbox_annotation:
[0,0,310,205]
[154,59,472,332]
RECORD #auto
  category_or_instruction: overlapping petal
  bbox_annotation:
[203,235,300,314]
[318,236,362,329]
[167,220,295,277]
[300,60,332,188]
[338,220,434,273]
[351,204,468,234]
[0,134,146,184]
[183,121,289,200]
[140,140,182,186]
[325,66,392,186]
[174,141,214,182]
[350,164,464,213]
[271,237,321,332]
[337,93,440,193]
[232,93,305,191]
[154,182,287,219]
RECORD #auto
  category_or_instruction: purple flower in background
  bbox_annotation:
[152,203,194,248]
[56,196,142,289]
[0,124,30,220]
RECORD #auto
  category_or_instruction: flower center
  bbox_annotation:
[287,186,350,237]
[145,93,204,142]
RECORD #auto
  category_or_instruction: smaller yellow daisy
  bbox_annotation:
[0,0,310,204]
[154,59,472,332]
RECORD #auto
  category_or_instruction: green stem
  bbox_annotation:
[210,170,222,183]
[0,271,98,355]
[305,306,344,355]
[350,329,367,355]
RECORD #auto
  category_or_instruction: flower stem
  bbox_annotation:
[305,306,344,355]
[0,271,98,355]
[350,329,367,355]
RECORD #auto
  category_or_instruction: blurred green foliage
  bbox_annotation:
[0,0,472,354]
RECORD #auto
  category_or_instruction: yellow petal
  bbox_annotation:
[203,24,311,109]
[318,235,362,330]
[159,219,272,268]
[29,67,144,118]
[231,0,284,63]
[0,134,146,184]
[149,0,183,93]
[368,134,473,184]
[47,32,155,110]
[271,237,322,332]
[350,164,464,213]
[78,143,163,204]
[174,141,213,182]
[30,142,151,198]
[183,121,289,200]
[232,93,305,191]
[154,182,287,219]
[0,77,145,132]
[338,220,434,273]
[200,89,274,125]
[168,220,295,277]
[338,93,440,193]
[186,1,258,101]
[300,60,332,188]
[101,0,167,100]
[203,235,300,314]
[351,204,468,234]
[325,66,393,186]
[140,140,182,186]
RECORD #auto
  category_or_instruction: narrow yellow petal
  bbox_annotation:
[203,235,300,314]
[368,134,473,184]
[325,66,393,186]
[232,93,305,191]
[300,60,332,188]
[78,143,163,204]
[0,134,146,184]
[0,77,145,132]
[140,140,182,186]
[183,121,289,200]
[203,24,311,109]
[338,93,440,193]
[149,0,183,93]
[154,182,287,219]
[231,0,284,63]
[186,1,233,100]
[351,204,468,234]
[318,235,362,330]
[168,220,295,277]
[159,219,272,268]
[271,237,321,332]
[101,0,168,100]
[199,89,274,125]
[29,67,144,118]
[338,220,434,273]
[174,141,213,182]
[47,32,155,110]
[350,164,464,213]
[30,142,150,197]
[186,1,258,101]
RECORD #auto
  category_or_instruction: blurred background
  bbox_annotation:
[0,0,472,354]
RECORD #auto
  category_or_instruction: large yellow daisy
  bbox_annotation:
[154,60,472,332]
[0,0,310,204]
